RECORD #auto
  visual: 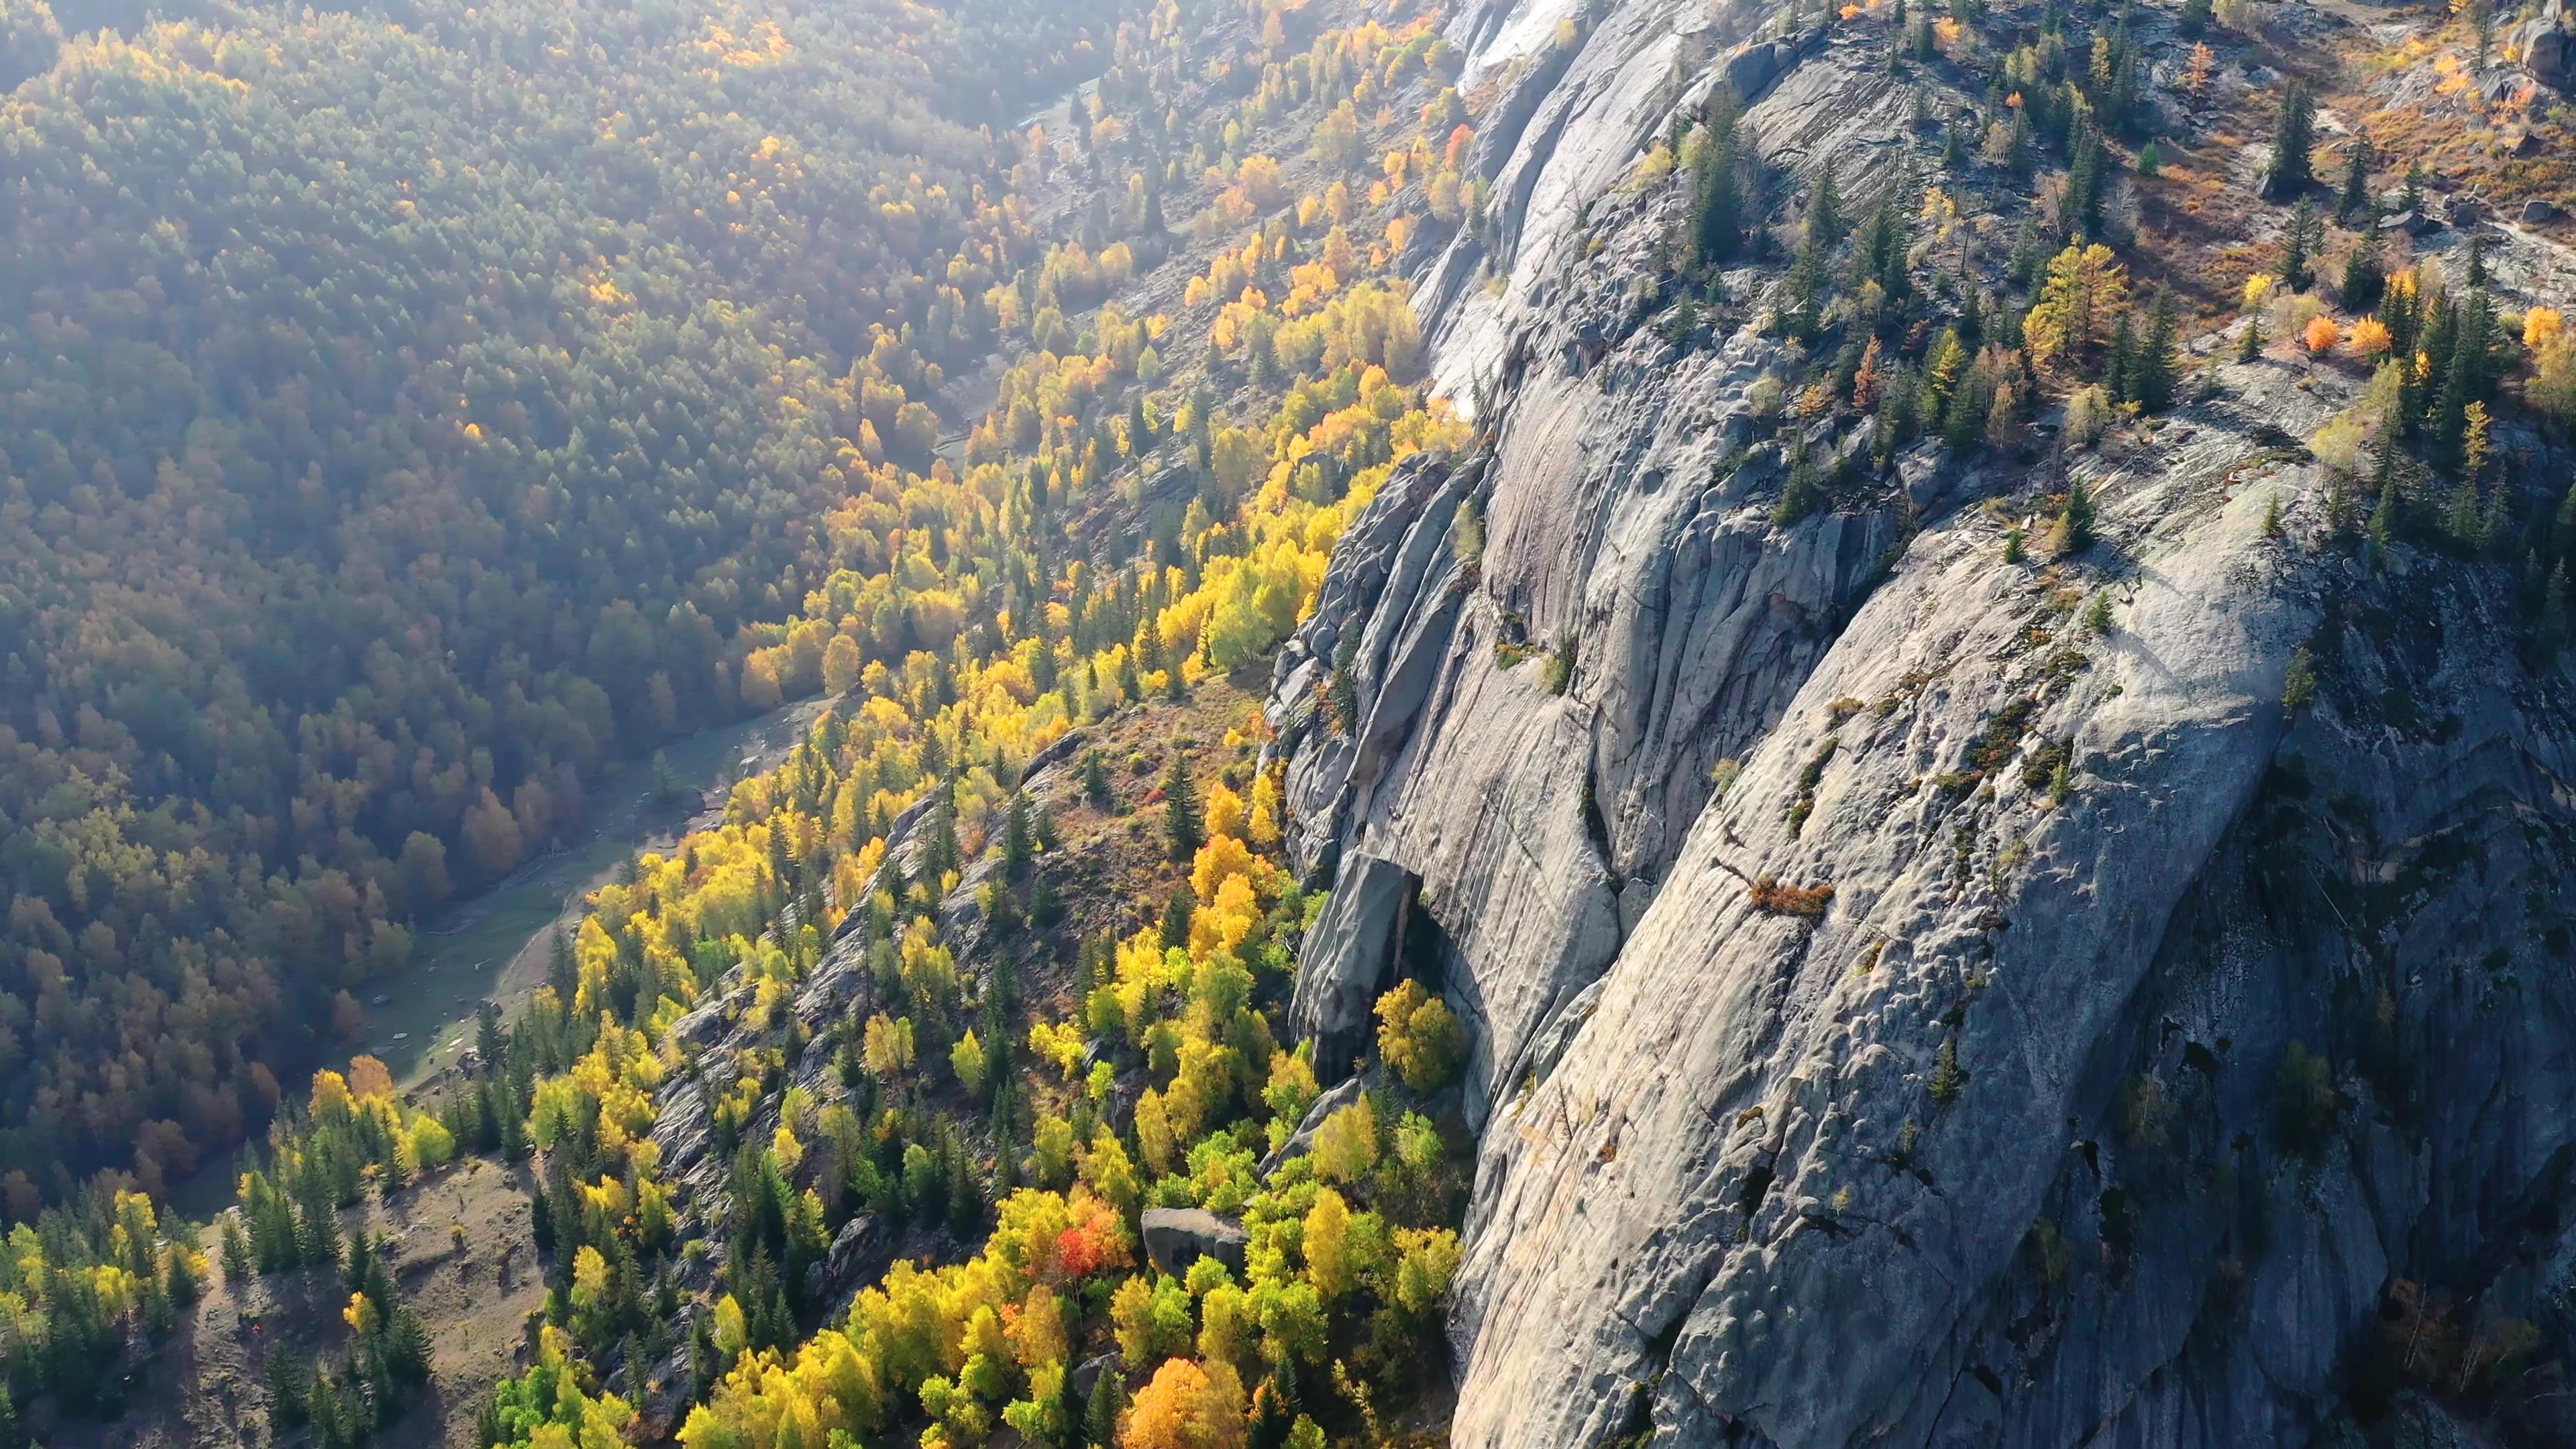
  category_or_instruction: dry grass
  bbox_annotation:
[1750,875,1837,917]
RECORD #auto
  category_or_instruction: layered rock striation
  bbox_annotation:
[1265,1,2576,1445]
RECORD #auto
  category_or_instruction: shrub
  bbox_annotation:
[2272,1040,2338,1159]
[1748,876,1835,916]
[1375,981,1465,1093]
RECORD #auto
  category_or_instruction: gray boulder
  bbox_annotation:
[1287,855,1416,1081]
[2517,14,2573,89]
[802,1213,892,1323]
[1139,1208,1248,1278]
[1258,1074,1369,1178]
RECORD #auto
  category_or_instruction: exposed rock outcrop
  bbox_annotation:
[1140,1208,1250,1277]
[1288,854,1419,1079]
[1265,1,2576,1445]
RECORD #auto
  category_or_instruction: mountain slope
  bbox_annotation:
[1267,0,2576,1443]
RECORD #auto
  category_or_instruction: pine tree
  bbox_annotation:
[2265,83,2316,199]
[1809,160,1845,248]
[2340,211,2386,313]
[1085,1365,1124,1446]
[2102,309,2139,400]
[2369,440,2402,550]
[2239,315,2264,362]
[1002,792,1034,876]
[2337,139,2373,217]
[1161,755,1201,861]
[220,1211,252,1284]
[2282,198,2322,291]
[2137,289,2180,413]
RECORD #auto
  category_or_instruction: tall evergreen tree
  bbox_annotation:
[1808,160,1845,248]
[2337,138,2373,217]
[2340,210,2385,313]
[1161,754,1201,861]
[2137,289,2180,414]
[1686,91,1747,270]
[2265,83,2316,199]
[2282,198,2322,291]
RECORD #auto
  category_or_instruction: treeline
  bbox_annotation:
[0,1057,443,1434]
[0,0,1118,1198]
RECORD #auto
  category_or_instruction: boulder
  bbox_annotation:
[2517,17,2573,89]
[1139,1208,1248,1277]
[1069,1352,1118,1402]
[1287,853,1415,1081]
[802,1213,892,1324]
[1016,726,1089,787]
[1258,1074,1368,1177]
[2525,199,2563,223]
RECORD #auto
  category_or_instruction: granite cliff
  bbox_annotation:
[1265,0,2576,1444]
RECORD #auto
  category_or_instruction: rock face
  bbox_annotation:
[1265,1,2576,1446]
[1287,854,1417,1079]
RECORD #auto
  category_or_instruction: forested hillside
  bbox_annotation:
[3,0,1488,1436]
[0,0,1114,1196]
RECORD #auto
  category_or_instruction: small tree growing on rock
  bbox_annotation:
[1375,981,1466,1093]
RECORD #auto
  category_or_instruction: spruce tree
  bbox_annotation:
[2102,309,2139,400]
[2337,138,2373,217]
[1160,887,1195,951]
[1161,755,1201,861]
[2137,289,2180,413]
[2282,199,2321,291]
[2265,83,2315,199]
[2340,211,2385,313]
[1809,160,1845,248]
[2051,465,2096,555]
[266,1351,312,1429]
[1002,792,1034,876]
[1085,1365,1124,1446]
[220,1211,252,1285]
[1688,90,1746,269]
[2369,438,2402,549]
